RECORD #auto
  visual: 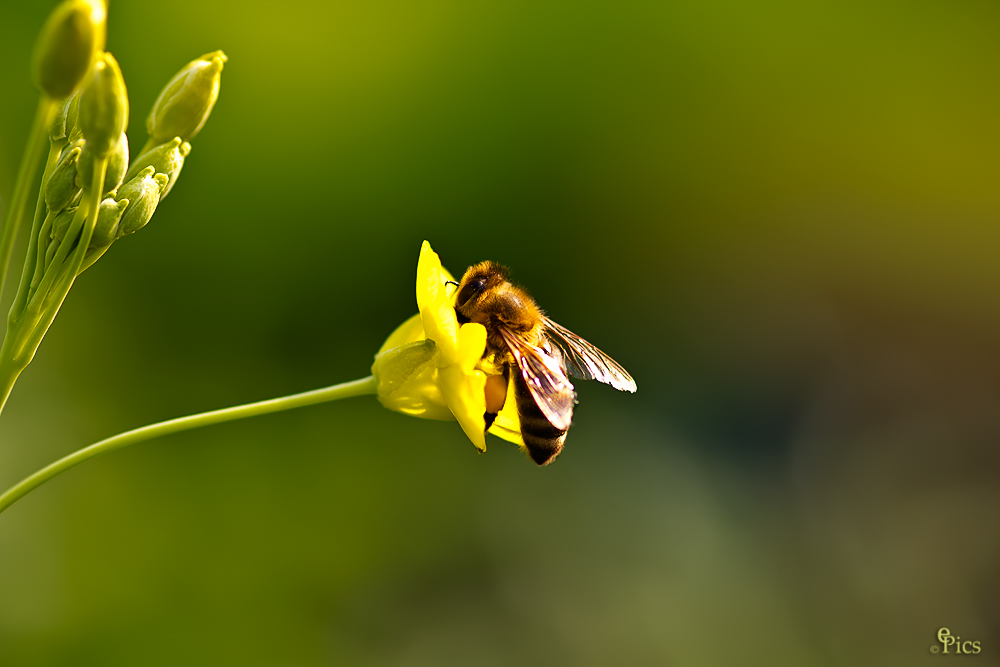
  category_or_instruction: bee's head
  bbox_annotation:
[453,261,509,311]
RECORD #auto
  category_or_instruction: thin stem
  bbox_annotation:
[28,211,56,300]
[63,158,105,280]
[42,231,60,273]
[0,142,60,415]
[31,198,88,308]
[134,137,158,165]
[0,376,378,514]
[12,141,62,321]
[0,312,30,417]
[0,158,107,416]
[0,349,19,419]
[0,96,54,305]
[77,243,109,275]
[16,160,106,367]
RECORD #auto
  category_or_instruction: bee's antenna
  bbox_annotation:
[445,280,459,289]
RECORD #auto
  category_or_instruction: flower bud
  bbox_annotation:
[123,137,190,199]
[90,197,128,248]
[76,132,128,195]
[49,91,81,142]
[105,132,129,195]
[66,92,83,142]
[146,51,227,143]
[45,145,83,213]
[116,167,168,236]
[50,207,78,242]
[79,53,128,158]
[32,0,106,99]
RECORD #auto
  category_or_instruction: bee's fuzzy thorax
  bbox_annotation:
[465,260,508,285]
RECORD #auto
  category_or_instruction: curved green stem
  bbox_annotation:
[0,96,54,304]
[0,375,377,514]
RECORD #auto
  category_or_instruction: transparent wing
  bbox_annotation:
[499,327,576,431]
[542,316,637,392]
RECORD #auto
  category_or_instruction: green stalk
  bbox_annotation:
[30,184,96,307]
[0,96,55,304]
[0,157,106,416]
[13,141,63,319]
[0,350,19,422]
[27,211,56,300]
[0,376,377,514]
[134,137,158,164]
[76,243,109,275]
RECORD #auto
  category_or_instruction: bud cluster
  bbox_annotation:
[0,0,227,421]
[36,44,225,265]
[44,103,190,255]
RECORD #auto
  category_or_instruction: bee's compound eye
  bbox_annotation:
[456,278,487,307]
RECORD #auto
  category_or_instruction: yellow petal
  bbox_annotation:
[416,241,458,363]
[488,373,524,446]
[455,323,487,373]
[440,364,488,452]
[375,241,519,454]
[439,323,489,451]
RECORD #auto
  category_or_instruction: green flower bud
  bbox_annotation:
[79,53,128,158]
[146,51,227,143]
[76,132,128,195]
[57,136,85,167]
[49,91,81,141]
[49,95,85,145]
[90,197,128,248]
[105,132,129,195]
[66,92,83,142]
[50,98,70,141]
[45,145,83,213]
[50,207,78,243]
[32,0,106,99]
[116,167,168,236]
[123,137,190,199]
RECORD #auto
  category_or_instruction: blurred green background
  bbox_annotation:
[1,0,999,665]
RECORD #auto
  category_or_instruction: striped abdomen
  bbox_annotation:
[513,368,571,465]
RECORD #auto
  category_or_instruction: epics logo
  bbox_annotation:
[930,628,982,655]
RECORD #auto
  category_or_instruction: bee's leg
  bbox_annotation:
[483,366,510,430]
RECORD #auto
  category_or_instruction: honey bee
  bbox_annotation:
[452,261,636,465]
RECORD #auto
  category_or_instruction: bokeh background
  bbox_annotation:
[1,0,999,665]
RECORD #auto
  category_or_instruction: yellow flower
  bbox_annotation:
[372,241,523,453]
